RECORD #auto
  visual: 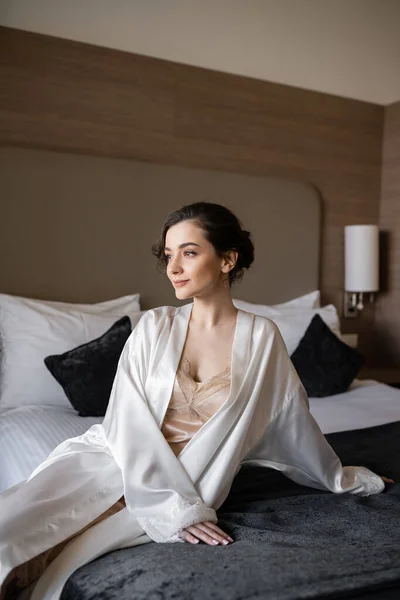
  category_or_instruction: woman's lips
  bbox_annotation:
[173,280,189,287]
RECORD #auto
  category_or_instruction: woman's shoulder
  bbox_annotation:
[242,310,287,350]
[143,305,178,318]
[138,305,185,329]
[239,309,281,335]
[126,306,181,352]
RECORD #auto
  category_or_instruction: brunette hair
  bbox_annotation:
[151,202,254,286]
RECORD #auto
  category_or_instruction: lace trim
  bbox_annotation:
[164,357,230,423]
[182,356,230,385]
[137,497,217,544]
[344,466,385,496]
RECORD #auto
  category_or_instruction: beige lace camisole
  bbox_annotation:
[161,355,231,457]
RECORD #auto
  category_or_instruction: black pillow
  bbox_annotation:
[44,316,132,417]
[290,314,364,397]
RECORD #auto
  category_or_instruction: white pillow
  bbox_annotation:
[272,290,320,310]
[0,293,143,409]
[233,299,340,355]
[11,292,141,314]
[233,291,320,314]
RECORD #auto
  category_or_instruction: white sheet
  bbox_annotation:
[310,379,400,433]
[1,379,400,493]
[0,405,101,493]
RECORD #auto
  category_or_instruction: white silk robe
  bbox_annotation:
[0,304,384,600]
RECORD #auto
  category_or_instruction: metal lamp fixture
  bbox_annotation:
[344,225,379,318]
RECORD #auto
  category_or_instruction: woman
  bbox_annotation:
[0,202,392,600]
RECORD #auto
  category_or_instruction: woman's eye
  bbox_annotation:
[164,251,196,261]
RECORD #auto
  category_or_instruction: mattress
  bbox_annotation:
[1,379,400,493]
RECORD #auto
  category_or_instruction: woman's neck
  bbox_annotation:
[190,294,238,331]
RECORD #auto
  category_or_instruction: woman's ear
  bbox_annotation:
[221,250,238,273]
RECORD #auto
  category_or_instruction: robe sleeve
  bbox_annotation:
[101,310,217,543]
[241,330,384,497]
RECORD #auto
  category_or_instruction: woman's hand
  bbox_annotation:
[381,476,395,484]
[181,521,233,545]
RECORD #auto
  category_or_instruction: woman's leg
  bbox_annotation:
[4,497,127,600]
[30,507,151,600]
[0,451,124,599]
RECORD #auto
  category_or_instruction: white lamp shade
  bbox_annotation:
[345,225,379,292]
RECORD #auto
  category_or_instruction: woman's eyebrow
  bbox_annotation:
[164,242,200,251]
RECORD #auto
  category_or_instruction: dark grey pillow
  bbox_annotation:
[44,316,131,417]
[290,314,364,397]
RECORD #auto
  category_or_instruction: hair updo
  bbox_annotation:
[151,202,254,286]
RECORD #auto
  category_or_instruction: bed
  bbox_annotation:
[1,380,400,600]
[1,148,399,600]
[60,424,400,600]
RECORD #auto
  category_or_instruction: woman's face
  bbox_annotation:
[164,220,230,300]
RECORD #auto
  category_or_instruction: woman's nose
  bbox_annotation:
[169,257,183,274]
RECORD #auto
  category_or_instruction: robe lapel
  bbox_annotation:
[179,309,254,481]
[150,303,193,427]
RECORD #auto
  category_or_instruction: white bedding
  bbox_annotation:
[309,379,400,433]
[0,406,101,493]
[1,379,400,493]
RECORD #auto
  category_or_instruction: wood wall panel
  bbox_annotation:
[374,101,400,366]
[0,26,385,362]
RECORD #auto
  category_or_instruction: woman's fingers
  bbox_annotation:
[185,524,223,546]
[180,530,201,544]
[201,521,234,543]
[182,521,233,545]
[192,522,231,545]
[381,476,395,484]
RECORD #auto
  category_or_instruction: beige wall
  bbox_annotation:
[374,100,400,366]
[1,0,400,105]
[0,27,384,363]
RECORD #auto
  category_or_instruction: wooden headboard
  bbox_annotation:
[0,147,321,309]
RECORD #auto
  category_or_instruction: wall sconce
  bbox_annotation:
[344,225,379,318]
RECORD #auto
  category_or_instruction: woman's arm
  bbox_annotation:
[241,382,385,496]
